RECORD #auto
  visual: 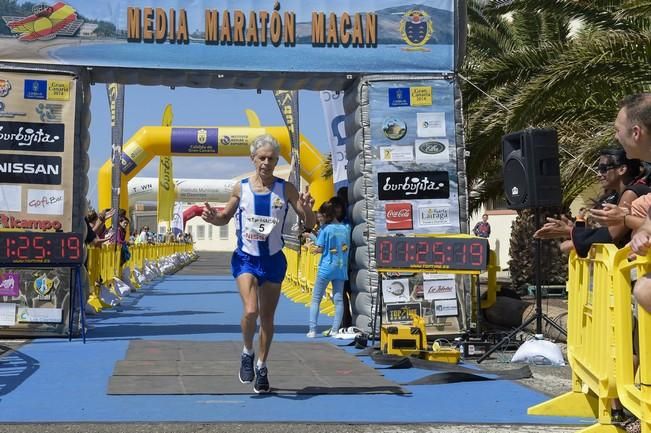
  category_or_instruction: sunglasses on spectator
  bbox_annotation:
[597,164,621,174]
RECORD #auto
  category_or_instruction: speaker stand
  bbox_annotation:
[477,207,566,364]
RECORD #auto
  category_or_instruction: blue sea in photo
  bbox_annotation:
[52,41,454,74]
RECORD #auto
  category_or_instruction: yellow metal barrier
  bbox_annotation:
[480,250,500,309]
[614,247,651,433]
[85,242,194,311]
[529,245,620,428]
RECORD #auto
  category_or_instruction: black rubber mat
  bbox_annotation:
[108,340,408,395]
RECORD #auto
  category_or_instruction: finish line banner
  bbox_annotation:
[0,0,458,73]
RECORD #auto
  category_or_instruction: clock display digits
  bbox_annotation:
[0,233,84,265]
[32,236,46,259]
[375,236,488,271]
[416,241,428,264]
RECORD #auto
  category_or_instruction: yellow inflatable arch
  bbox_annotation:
[98,110,334,212]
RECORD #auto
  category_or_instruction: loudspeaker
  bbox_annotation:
[502,128,562,209]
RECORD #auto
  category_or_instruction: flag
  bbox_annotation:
[106,83,124,237]
[320,91,348,190]
[171,202,183,236]
[157,105,175,226]
[273,90,301,236]
[273,90,300,189]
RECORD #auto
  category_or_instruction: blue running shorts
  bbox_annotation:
[231,249,287,285]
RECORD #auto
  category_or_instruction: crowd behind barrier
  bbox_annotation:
[530,244,651,433]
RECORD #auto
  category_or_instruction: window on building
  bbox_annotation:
[220,225,228,240]
[197,225,205,240]
[485,196,510,211]
[208,225,213,239]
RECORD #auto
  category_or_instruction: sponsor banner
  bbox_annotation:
[320,90,348,187]
[379,145,413,162]
[0,214,63,231]
[0,271,20,297]
[410,87,432,106]
[388,88,410,107]
[158,157,175,224]
[170,127,218,154]
[417,112,446,137]
[385,202,412,230]
[27,189,65,215]
[47,80,71,101]
[120,142,148,175]
[0,303,16,326]
[0,71,76,233]
[414,138,449,162]
[0,184,21,212]
[423,275,456,301]
[35,103,63,122]
[418,205,451,226]
[17,306,62,323]
[0,2,455,74]
[0,101,26,118]
[382,117,408,140]
[382,277,410,303]
[23,79,47,99]
[157,105,175,225]
[0,79,11,97]
[0,121,64,152]
[0,154,62,185]
[386,302,422,323]
[434,299,458,317]
[378,171,449,201]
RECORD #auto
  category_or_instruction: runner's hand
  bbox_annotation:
[202,202,218,224]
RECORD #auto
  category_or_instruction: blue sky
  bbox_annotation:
[87,86,328,208]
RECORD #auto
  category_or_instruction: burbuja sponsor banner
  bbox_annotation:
[0,71,76,231]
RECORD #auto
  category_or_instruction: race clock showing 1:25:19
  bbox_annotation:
[0,232,83,265]
[376,236,489,271]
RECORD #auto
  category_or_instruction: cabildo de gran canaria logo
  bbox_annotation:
[197,128,207,145]
[400,10,433,51]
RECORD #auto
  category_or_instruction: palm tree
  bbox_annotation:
[463,0,651,212]
[462,0,651,287]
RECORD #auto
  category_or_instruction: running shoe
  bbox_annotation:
[239,352,255,383]
[306,330,316,338]
[253,366,270,393]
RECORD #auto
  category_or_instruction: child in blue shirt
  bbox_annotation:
[307,202,351,337]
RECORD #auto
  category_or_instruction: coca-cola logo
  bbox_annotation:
[378,171,450,201]
[385,203,412,230]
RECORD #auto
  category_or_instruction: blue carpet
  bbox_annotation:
[0,274,594,424]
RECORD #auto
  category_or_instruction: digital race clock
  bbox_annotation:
[376,236,489,271]
[0,232,83,265]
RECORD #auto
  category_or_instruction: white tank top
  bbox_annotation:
[235,177,288,256]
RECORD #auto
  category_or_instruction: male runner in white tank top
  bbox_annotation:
[202,134,315,393]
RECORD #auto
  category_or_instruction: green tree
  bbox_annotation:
[463,0,651,287]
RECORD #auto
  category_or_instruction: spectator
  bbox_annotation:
[473,214,491,238]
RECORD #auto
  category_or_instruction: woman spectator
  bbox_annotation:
[306,201,351,338]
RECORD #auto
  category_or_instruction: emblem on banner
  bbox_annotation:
[0,102,26,118]
[33,273,59,299]
[197,129,207,144]
[400,10,433,51]
[2,3,83,42]
[0,79,11,97]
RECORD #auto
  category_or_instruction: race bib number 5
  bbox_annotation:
[243,214,279,241]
